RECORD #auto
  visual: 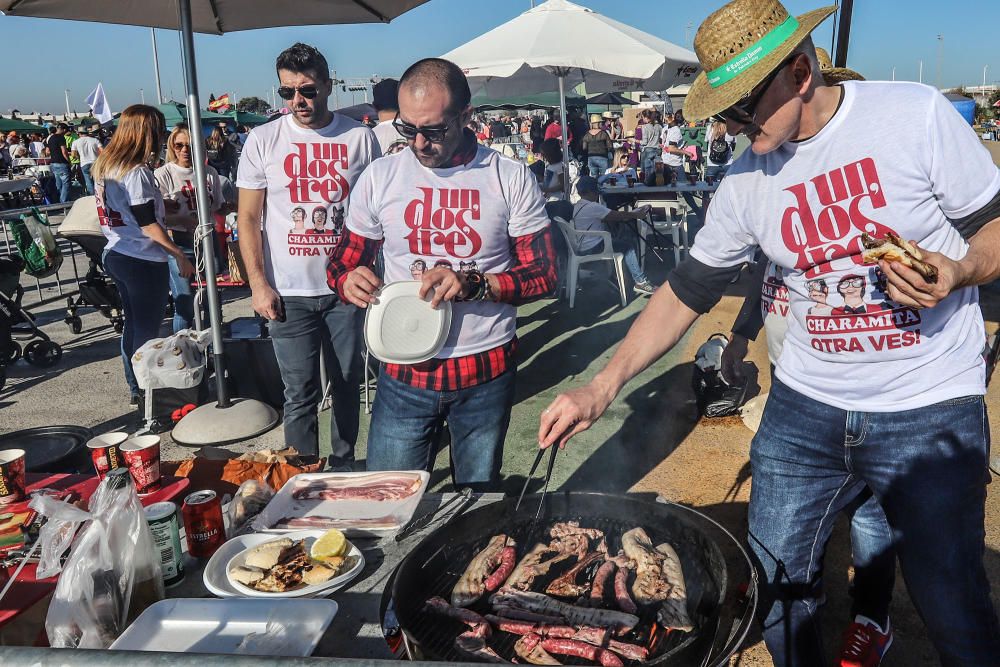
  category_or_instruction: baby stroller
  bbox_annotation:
[0,255,63,390]
[57,196,124,334]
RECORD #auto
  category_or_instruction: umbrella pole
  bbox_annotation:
[171,0,278,445]
[558,74,570,201]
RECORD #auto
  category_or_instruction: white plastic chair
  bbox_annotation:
[633,199,688,268]
[552,216,627,309]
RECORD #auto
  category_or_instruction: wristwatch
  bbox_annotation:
[460,270,493,302]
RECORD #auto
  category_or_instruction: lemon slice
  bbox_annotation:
[311,528,348,561]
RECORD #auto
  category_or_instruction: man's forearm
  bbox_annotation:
[237,213,270,289]
[591,282,699,399]
[958,217,1000,287]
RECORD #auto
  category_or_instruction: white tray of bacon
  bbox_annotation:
[251,471,431,537]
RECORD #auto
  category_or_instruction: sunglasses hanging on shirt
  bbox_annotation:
[277,85,319,100]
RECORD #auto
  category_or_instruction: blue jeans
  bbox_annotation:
[103,250,169,397]
[50,163,71,203]
[167,247,196,333]
[267,294,362,460]
[80,163,95,195]
[367,368,515,490]
[847,492,895,626]
[580,222,647,284]
[640,147,659,176]
[748,378,999,666]
[705,164,728,182]
[587,155,609,179]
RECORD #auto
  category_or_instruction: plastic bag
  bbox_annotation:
[691,333,749,418]
[7,208,62,279]
[131,328,212,391]
[28,493,91,579]
[44,472,164,649]
[226,479,274,536]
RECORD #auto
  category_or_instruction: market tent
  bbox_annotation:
[223,110,270,127]
[111,102,229,128]
[0,0,429,445]
[442,0,698,197]
[0,118,45,133]
[472,92,587,111]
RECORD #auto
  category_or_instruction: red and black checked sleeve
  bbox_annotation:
[327,228,383,297]
[493,227,558,305]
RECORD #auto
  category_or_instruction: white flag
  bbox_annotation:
[85,83,113,124]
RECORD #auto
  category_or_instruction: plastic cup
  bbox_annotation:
[87,432,128,480]
[687,173,697,186]
[626,175,635,188]
[0,449,26,505]
[122,435,162,495]
[608,176,618,186]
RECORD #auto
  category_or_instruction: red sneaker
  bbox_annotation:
[839,615,893,667]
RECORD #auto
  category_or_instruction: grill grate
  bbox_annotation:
[396,504,726,665]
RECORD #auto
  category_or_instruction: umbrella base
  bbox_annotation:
[171,398,279,446]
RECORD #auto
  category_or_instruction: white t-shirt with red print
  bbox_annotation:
[759,261,790,366]
[691,81,1000,412]
[346,143,550,359]
[236,113,379,297]
[154,162,224,231]
[96,165,168,262]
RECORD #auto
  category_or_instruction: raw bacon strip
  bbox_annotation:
[484,546,516,592]
[614,567,638,614]
[541,638,623,667]
[291,473,422,501]
[272,515,399,530]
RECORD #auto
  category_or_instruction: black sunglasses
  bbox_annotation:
[277,85,319,100]
[392,113,458,143]
[715,54,799,126]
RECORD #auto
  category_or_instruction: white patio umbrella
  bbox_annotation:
[1,0,428,445]
[442,0,700,197]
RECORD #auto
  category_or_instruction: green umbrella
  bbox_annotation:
[113,102,228,127]
[0,117,45,133]
[225,110,270,126]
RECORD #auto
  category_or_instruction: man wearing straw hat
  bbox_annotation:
[539,0,1000,664]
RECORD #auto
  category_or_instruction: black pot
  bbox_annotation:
[0,425,94,473]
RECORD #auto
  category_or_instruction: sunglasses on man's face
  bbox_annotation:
[277,85,319,100]
[715,54,799,126]
[392,113,457,143]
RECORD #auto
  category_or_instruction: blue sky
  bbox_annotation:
[2,0,996,114]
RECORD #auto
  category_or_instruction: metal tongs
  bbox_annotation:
[395,487,473,542]
[514,445,559,540]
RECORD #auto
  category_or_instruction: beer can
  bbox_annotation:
[182,490,225,558]
[144,501,184,587]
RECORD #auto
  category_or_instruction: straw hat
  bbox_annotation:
[684,0,836,121]
[589,113,603,124]
[815,47,865,84]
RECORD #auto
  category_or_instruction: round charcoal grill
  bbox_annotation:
[391,492,757,666]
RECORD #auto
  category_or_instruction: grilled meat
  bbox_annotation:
[605,639,649,661]
[493,605,566,625]
[545,551,604,597]
[425,597,505,663]
[655,543,693,632]
[549,521,604,541]
[484,545,517,592]
[515,633,561,665]
[589,561,616,605]
[860,231,938,283]
[622,527,672,604]
[540,638,623,667]
[550,533,590,561]
[452,535,512,607]
[254,545,310,592]
[491,590,638,634]
[613,567,638,614]
[504,543,573,592]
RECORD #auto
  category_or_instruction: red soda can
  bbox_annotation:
[182,490,226,558]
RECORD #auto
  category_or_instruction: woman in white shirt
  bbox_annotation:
[155,124,225,332]
[93,105,195,405]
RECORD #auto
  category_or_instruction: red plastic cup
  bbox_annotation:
[0,449,26,505]
[87,432,128,480]
[121,435,162,495]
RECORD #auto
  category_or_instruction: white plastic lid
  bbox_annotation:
[364,281,452,365]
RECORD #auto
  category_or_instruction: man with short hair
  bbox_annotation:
[328,58,556,490]
[237,42,379,465]
[46,124,72,202]
[371,78,407,156]
[71,126,102,195]
[539,0,1000,664]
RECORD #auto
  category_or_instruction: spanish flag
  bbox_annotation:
[208,94,231,112]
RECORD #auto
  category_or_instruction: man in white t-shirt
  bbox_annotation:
[538,1,1000,664]
[370,78,408,157]
[237,43,379,466]
[329,58,556,490]
[71,127,102,195]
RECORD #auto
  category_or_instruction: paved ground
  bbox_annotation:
[2,232,999,665]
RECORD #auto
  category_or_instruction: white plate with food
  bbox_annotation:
[110,598,337,656]
[251,470,430,536]
[222,530,365,598]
